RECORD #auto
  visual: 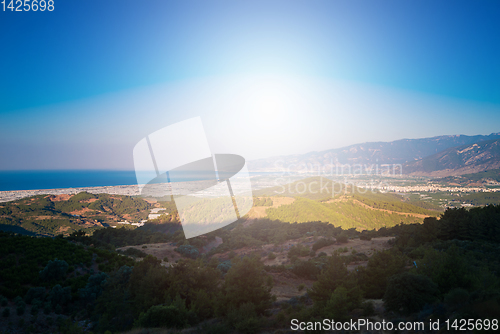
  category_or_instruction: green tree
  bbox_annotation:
[39,258,69,281]
[308,255,349,308]
[383,272,439,315]
[358,250,406,298]
[323,285,362,321]
[222,256,273,315]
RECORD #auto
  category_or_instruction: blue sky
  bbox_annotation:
[1,0,499,170]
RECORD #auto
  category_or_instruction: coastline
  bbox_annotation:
[0,184,141,203]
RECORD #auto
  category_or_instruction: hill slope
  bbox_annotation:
[0,192,152,237]
[403,139,500,177]
[433,168,500,187]
[249,177,439,231]
[248,133,500,172]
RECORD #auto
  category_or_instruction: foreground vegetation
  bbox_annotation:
[1,181,500,333]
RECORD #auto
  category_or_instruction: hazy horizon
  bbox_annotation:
[2,1,499,170]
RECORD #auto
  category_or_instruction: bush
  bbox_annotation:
[121,247,147,258]
[223,257,274,315]
[49,285,72,306]
[163,256,169,262]
[217,260,232,274]
[2,307,9,317]
[79,273,108,302]
[25,287,46,304]
[16,304,25,316]
[30,303,39,315]
[44,301,52,315]
[361,301,375,316]
[39,259,69,282]
[135,303,189,329]
[292,260,320,279]
[336,233,349,243]
[226,302,261,334]
[383,272,439,315]
[0,297,7,307]
[324,285,362,321]
[175,245,200,259]
[268,252,276,260]
[444,288,469,307]
[312,238,335,251]
[288,244,310,258]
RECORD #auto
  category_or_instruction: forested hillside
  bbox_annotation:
[0,192,152,237]
[1,203,500,333]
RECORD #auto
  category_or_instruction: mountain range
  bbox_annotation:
[248,133,500,177]
[403,139,500,177]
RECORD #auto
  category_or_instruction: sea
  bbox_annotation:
[0,170,139,191]
[0,170,280,192]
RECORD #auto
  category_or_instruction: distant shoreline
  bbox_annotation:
[0,184,141,203]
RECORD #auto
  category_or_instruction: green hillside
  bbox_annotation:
[253,177,349,200]
[265,197,433,230]
[0,192,152,237]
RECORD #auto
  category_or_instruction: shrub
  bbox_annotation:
[175,245,200,259]
[324,285,362,321]
[291,260,320,279]
[361,300,375,316]
[2,307,9,317]
[163,256,169,262]
[39,259,69,282]
[268,252,276,260]
[312,238,335,251]
[135,303,189,329]
[217,260,232,274]
[383,272,439,315]
[336,233,348,244]
[223,257,274,315]
[288,244,310,258]
[43,301,52,315]
[444,288,469,307]
[121,247,147,258]
[16,304,25,316]
[30,304,39,315]
[25,287,46,304]
[79,273,108,302]
[297,284,305,292]
[227,303,262,334]
[49,285,72,307]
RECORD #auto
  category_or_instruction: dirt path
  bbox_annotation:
[327,196,430,219]
[350,199,430,218]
